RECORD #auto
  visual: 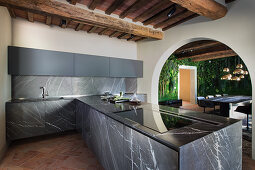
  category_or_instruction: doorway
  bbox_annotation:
[178,65,197,104]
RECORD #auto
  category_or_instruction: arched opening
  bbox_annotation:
[154,38,253,161]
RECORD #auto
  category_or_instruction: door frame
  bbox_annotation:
[178,65,197,104]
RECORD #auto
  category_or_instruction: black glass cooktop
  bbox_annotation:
[114,108,194,133]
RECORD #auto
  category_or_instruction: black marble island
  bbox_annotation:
[76,96,242,170]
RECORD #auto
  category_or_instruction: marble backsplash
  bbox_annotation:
[12,76,137,99]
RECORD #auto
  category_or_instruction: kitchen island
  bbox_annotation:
[75,96,242,170]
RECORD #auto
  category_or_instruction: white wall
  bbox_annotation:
[0,7,12,160]
[137,0,255,158]
[12,18,137,60]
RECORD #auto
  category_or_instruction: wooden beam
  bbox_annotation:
[127,35,135,41]
[105,0,125,15]
[88,26,97,33]
[88,0,101,10]
[27,11,34,22]
[154,9,189,29]
[143,5,176,26]
[46,15,51,25]
[162,13,198,31]
[119,0,147,19]
[98,27,108,35]
[60,19,68,28]
[175,41,222,54]
[0,0,163,40]
[7,7,16,18]
[169,0,227,20]
[109,31,118,37]
[117,33,128,39]
[192,50,237,62]
[177,49,236,61]
[133,1,172,22]
[75,23,84,31]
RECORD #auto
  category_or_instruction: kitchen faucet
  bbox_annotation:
[40,87,49,99]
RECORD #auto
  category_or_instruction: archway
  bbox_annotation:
[151,37,253,161]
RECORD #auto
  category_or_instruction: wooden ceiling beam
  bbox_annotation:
[119,0,147,19]
[175,41,222,54]
[88,0,102,10]
[154,9,189,29]
[127,35,135,41]
[169,0,227,20]
[27,11,34,22]
[143,5,176,26]
[7,7,16,18]
[191,50,237,62]
[163,13,198,31]
[46,15,52,25]
[109,31,118,38]
[133,1,172,22]
[75,23,84,31]
[87,26,98,33]
[98,27,109,35]
[117,33,128,39]
[105,0,125,15]
[0,0,163,40]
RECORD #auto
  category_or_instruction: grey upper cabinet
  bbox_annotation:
[8,46,143,78]
[110,58,143,78]
[74,54,109,77]
[8,46,74,76]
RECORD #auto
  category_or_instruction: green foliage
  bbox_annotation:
[158,55,252,101]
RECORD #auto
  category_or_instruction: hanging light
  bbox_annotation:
[240,75,245,79]
[231,76,241,81]
[221,74,232,80]
[233,68,244,74]
[223,68,230,72]
[236,64,243,69]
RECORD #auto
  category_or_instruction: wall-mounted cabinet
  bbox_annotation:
[8,46,143,78]
[110,58,143,78]
[8,46,74,76]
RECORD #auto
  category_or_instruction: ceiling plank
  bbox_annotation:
[163,13,198,31]
[191,50,237,62]
[75,23,84,31]
[0,0,163,40]
[169,0,227,20]
[119,0,147,19]
[7,7,16,18]
[46,15,52,25]
[27,11,34,22]
[88,0,102,10]
[105,0,125,15]
[133,1,172,22]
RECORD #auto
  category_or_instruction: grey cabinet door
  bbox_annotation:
[74,54,109,77]
[45,100,76,134]
[8,46,74,76]
[110,58,143,78]
[6,102,46,141]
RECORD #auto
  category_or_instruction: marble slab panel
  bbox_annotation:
[179,121,242,170]
[6,102,46,141]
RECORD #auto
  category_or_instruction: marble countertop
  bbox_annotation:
[76,96,240,151]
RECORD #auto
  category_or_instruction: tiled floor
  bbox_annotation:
[0,132,103,170]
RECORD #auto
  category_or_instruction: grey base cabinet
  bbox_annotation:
[6,102,46,141]
[76,100,178,170]
[6,99,76,141]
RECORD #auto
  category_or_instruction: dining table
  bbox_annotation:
[201,95,252,117]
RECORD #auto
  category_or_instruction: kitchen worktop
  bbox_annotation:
[76,96,240,151]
